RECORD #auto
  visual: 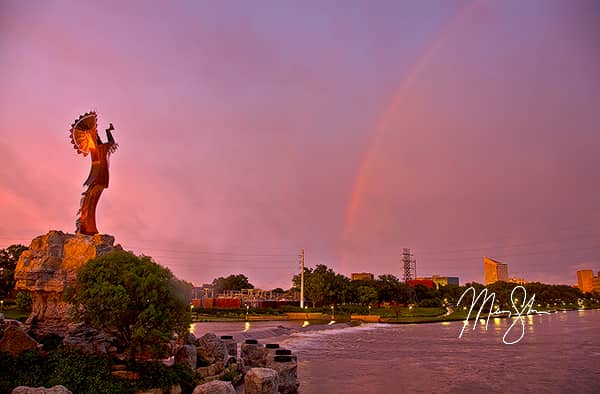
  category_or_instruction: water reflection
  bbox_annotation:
[289,310,600,393]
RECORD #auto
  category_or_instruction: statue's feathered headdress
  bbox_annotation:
[69,111,98,156]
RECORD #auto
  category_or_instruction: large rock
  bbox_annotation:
[175,344,197,370]
[267,356,299,394]
[196,333,228,364]
[244,368,279,394]
[0,325,41,356]
[12,385,72,394]
[220,336,237,358]
[192,380,235,394]
[62,322,118,355]
[14,230,115,337]
[241,342,267,372]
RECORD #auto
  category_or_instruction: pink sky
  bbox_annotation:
[1,0,599,288]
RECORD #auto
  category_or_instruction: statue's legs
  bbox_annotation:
[77,184,104,235]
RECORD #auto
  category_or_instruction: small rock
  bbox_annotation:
[196,333,228,364]
[12,385,72,394]
[135,389,162,394]
[175,344,197,370]
[244,368,279,394]
[111,370,141,380]
[241,342,267,372]
[196,366,210,379]
[169,385,182,394]
[192,380,235,394]
[0,325,40,356]
[186,333,197,345]
[220,336,237,358]
[268,357,299,394]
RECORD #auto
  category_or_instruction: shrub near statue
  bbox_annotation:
[67,250,192,360]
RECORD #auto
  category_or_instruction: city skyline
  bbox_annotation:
[1,1,600,288]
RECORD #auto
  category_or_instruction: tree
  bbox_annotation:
[292,264,343,307]
[68,250,191,360]
[212,274,254,293]
[375,274,401,304]
[0,244,27,299]
[354,286,378,306]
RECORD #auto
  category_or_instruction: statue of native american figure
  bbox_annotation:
[69,111,118,235]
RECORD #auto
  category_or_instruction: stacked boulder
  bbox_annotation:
[241,340,299,394]
[175,333,242,386]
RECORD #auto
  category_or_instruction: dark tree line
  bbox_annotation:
[290,264,596,308]
[211,274,254,293]
[0,244,27,299]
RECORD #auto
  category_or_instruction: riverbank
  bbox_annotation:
[192,305,600,325]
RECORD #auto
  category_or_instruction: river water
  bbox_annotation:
[191,309,600,393]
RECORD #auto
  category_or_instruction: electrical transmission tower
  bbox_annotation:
[402,248,416,282]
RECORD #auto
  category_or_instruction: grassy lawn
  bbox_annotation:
[0,306,29,321]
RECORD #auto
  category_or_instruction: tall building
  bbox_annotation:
[577,270,594,293]
[484,257,508,285]
[592,273,600,294]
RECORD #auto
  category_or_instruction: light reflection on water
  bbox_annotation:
[283,310,600,394]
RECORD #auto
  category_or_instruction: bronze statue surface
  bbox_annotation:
[69,111,117,235]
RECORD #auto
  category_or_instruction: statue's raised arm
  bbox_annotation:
[69,111,117,235]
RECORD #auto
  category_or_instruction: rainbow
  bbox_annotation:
[340,1,479,267]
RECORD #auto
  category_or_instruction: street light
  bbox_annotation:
[368,305,371,315]
[0,300,3,310]
[246,304,250,320]
[330,305,334,320]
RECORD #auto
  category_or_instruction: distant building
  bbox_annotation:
[577,270,594,293]
[351,272,374,281]
[407,279,435,289]
[416,275,459,288]
[484,257,508,285]
[592,272,600,294]
[508,277,528,285]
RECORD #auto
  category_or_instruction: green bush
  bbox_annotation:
[16,291,32,312]
[126,361,195,393]
[47,348,129,393]
[0,347,196,393]
[68,250,191,360]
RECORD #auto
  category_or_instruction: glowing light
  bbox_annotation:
[243,321,250,332]
[302,320,310,328]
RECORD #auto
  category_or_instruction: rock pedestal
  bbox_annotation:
[14,230,116,337]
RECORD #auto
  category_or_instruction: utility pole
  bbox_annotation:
[300,248,305,308]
